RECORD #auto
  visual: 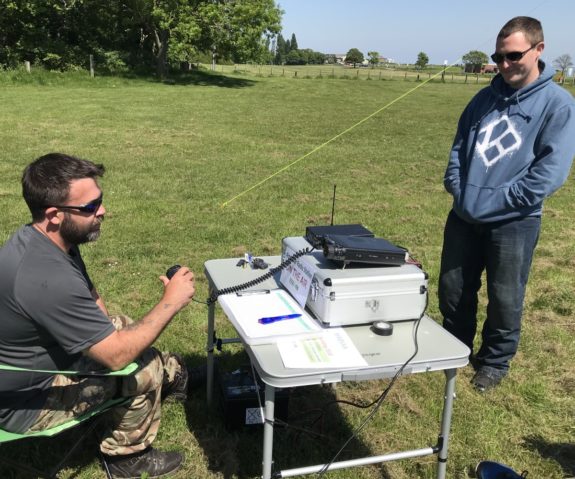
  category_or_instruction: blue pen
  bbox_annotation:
[258,313,302,325]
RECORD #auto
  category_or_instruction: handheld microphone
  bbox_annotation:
[166,265,181,279]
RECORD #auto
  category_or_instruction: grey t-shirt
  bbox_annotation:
[0,225,115,432]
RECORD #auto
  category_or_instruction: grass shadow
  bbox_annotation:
[184,349,395,479]
[522,434,575,477]
[154,70,257,89]
[0,419,103,479]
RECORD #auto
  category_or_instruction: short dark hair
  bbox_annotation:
[22,153,105,221]
[497,16,544,45]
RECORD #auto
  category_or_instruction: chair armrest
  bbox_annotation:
[0,361,139,377]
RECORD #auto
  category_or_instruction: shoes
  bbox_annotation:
[162,354,207,402]
[475,460,528,478]
[471,370,503,393]
[104,447,183,478]
[469,354,479,371]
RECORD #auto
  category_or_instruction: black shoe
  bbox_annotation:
[471,370,503,393]
[469,354,479,371]
[162,355,207,402]
[161,354,189,402]
[104,447,183,478]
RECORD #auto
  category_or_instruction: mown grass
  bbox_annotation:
[0,67,574,478]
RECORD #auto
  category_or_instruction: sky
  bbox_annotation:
[277,0,574,66]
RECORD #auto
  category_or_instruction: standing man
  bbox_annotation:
[439,17,575,392]
[0,153,202,477]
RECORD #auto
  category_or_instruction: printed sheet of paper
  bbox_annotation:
[277,328,368,369]
[218,289,321,345]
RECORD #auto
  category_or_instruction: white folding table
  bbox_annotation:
[204,257,470,479]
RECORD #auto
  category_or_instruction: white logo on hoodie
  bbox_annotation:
[476,115,521,168]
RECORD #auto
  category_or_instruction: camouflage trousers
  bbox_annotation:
[26,315,184,456]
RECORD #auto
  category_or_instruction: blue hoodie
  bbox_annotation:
[444,61,575,223]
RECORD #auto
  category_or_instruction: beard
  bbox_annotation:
[60,212,103,245]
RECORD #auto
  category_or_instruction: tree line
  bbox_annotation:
[273,33,328,65]
[0,0,282,78]
[414,50,573,78]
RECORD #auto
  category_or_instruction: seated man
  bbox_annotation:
[0,153,203,478]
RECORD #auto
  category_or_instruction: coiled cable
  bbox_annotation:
[206,247,311,305]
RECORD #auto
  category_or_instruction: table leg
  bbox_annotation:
[262,384,276,479]
[436,368,457,479]
[206,299,215,406]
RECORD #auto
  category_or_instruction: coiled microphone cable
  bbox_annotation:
[205,247,311,305]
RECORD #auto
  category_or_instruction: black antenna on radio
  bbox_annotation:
[330,184,336,226]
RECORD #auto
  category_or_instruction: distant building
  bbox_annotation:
[334,54,346,64]
[330,54,395,66]
[482,64,499,74]
[464,63,499,74]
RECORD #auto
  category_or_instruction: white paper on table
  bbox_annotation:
[277,328,368,369]
[218,289,321,345]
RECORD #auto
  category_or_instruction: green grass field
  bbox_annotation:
[1,67,574,478]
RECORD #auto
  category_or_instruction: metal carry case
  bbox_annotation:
[281,236,428,327]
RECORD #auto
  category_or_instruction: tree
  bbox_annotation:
[345,48,364,68]
[285,49,303,65]
[0,1,129,70]
[308,50,326,65]
[274,33,285,64]
[415,51,429,70]
[130,0,201,78]
[289,33,298,51]
[0,0,282,76]
[193,0,282,67]
[462,50,489,68]
[553,54,573,82]
[324,54,337,64]
[367,51,379,68]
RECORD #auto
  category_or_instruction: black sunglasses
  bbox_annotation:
[490,44,537,64]
[48,193,103,213]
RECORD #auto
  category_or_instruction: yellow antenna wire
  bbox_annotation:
[221,0,553,208]
[221,66,456,208]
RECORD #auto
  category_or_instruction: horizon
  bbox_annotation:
[278,0,574,68]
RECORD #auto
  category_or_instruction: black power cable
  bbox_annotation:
[316,293,428,477]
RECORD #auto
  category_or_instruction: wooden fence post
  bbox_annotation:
[89,55,94,77]
[24,61,31,73]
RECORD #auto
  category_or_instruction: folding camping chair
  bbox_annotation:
[0,361,139,478]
